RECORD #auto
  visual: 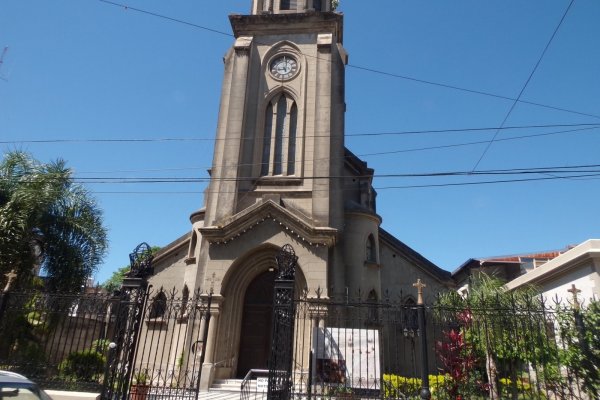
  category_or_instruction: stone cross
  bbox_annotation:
[413,279,426,305]
[567,284,581,310]
[3,270,17,292]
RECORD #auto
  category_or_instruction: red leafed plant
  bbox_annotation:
[435,310,478,398]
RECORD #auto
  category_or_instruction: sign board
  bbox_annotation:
[256,377,268,392]
[312,327,380,391]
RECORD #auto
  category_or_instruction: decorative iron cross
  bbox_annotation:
[3,270,17,292]
[413,279,426,305]
[567,284,581,309]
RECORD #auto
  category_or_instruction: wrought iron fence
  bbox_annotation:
[0,286,211,399]
[283,292,598,400]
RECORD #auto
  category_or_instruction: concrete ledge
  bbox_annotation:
[45,390,100,400]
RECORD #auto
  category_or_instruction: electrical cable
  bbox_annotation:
[471,0,576,171]
[96,0,600,121]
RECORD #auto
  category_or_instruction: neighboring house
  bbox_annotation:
[452,240,600,303]
[452,249,566,295]
[505,239,600,303]
[148,0,454,389]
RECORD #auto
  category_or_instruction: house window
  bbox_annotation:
[366,234,376,262]
[261,93,298,177]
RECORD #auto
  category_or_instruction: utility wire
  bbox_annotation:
[3,122,598,145]
[6,164,600,184]
[96,0,600,122]
[24,125,598,174]
[471,0,576,171]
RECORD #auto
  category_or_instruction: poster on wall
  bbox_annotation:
[312,327,380,393]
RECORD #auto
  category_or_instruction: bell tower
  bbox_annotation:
[203,0,346,231]
[251,0,332,14]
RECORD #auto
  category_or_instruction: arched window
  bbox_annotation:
[149,290,167,319]
[261,93,298,177]
[366,234,376,262]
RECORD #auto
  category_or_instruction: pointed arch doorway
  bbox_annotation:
[236,269,276,378]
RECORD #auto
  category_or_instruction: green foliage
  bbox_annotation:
[332,0,340,11]
[101,265,129,293]
[59,349,106,382]
[498,377,547,399]
[133,369,150,386]
[557,300,600,398]
[436,274,557,398]
[383,374,456,399]
[0,151,107,291]
[101,246,160,293]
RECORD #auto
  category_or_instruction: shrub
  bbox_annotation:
[59,349,105,382]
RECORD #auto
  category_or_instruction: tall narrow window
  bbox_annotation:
[287,103,297,175]
[261,103,273,176]
[313,0,322,11]
[261,93,298,177]
[274,96,287,175]
[366,234,376,262]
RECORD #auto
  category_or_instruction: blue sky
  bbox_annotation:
[1,0,599,284]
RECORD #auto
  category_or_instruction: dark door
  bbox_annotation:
[236,270,276,378]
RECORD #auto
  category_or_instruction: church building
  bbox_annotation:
[150,0,453,388]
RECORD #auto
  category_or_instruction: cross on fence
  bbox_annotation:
[567,283,582,310]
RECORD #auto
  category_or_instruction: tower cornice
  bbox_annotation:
[229,12,343,43]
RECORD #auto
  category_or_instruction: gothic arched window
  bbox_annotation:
[149,291,167,319]
[261,93,298,177]
[366,234,376,262]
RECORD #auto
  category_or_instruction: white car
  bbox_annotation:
[0,371,52,400]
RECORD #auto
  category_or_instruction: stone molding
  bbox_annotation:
[200,199,337,247]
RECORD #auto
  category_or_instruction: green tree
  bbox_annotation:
[438,274,557,399]
[558,299,600,398]
[0,151,108,291]
[101,246,161,293]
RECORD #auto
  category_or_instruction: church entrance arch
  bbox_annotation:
[236,270,276,377]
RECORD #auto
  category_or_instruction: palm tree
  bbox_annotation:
[0,151,107,291]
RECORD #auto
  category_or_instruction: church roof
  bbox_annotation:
[379,228,454,284]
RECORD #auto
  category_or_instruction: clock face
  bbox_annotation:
[270,55,298,80]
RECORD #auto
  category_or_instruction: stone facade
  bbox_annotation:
[150,1,453,387]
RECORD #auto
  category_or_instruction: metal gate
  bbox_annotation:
[267,244,298,400]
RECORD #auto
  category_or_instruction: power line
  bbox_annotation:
[6,163,600,184]
[96,0,600,122]
[2,122,598,144]
[13,124,596,174]
[471,0,576,171]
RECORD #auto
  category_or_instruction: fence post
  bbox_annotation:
[0,270,17,320]
[413,279,431,400]
[195,290,212,400]
[568,284,593,394]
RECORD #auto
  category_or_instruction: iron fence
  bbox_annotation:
[0,285,597,400]
[284,292,598,400]
[0,286,211,399]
